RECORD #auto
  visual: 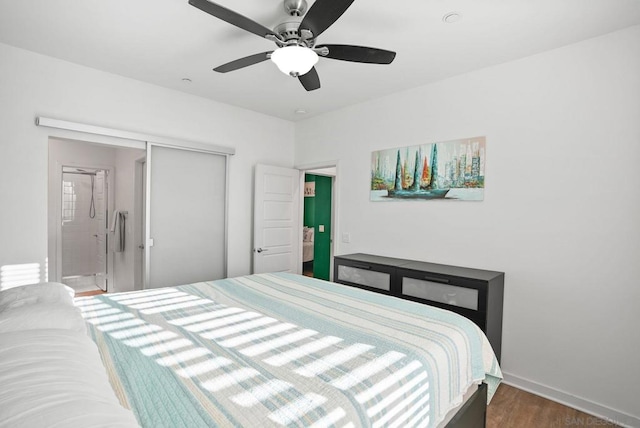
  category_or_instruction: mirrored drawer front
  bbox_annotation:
[402,277,478,310]
[337,265,391,291]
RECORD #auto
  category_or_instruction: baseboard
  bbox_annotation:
[501,372,639,428]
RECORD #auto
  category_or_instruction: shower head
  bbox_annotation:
[63,167,98,175]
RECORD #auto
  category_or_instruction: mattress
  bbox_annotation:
[78,273,502,427]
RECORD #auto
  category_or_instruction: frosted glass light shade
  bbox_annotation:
[270,46,318,76]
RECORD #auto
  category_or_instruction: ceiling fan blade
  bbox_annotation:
[298,0,355,39]
[318,45,396,64]
[213,52,273,73]
[299,67,321,91]
[189,0,279,40]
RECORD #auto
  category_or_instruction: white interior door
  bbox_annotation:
[253,164,300,274]
[146,145,227,289]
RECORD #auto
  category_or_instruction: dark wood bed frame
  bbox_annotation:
[446,382,488,428]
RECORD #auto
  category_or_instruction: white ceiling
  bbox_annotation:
[1,0,639,121]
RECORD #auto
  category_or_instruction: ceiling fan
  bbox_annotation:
[188,0,396,91]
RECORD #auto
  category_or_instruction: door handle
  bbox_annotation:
[424,276,450,284]
[351,263,372,270]
[255,248,268,253]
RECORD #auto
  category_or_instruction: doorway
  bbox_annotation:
[48,137,146,294]
[60,167,109,292]
[251,163,338,277]
[301,167,336,281]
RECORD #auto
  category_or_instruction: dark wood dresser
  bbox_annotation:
[334,253,504,362]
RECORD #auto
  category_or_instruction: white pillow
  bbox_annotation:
[0,282,75,312]
[0,303,86,334]
[0,329,139,428]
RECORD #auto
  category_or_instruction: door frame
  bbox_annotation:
[295,160,339,280]
[53,162,115,289]
[134,156,146,290]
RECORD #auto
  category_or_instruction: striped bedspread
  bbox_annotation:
[77,273,502,428]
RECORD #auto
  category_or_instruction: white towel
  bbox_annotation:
[111,210,126,252]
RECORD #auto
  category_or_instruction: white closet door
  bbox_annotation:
[146,145,227,289]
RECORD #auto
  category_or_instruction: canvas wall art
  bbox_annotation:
[304,181,315,197]
[371,136,486,201]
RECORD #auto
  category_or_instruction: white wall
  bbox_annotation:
[0,42,294,284]
[295,26,640,426]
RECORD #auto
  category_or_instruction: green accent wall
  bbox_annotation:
[303,174,332,281]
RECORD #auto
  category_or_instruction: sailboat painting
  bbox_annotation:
[370,136,486,201]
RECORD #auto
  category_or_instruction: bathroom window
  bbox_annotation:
[62,180,77,223]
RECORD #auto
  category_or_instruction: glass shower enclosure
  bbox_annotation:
[60,167,108,292]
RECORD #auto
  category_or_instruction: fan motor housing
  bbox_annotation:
[274,21,303,42]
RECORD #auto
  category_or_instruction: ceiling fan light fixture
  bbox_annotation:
[271,45,319,77]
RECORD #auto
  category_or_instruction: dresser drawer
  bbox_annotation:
[402,277,479,310]
[336,264,392,291]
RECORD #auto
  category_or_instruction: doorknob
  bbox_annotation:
[138,244,145,250]
[255,248,268,253]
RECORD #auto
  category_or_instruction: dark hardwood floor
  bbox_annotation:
[487,384,618,428]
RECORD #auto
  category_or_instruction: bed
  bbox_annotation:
[303,227,314,263]
[74,272,502,427]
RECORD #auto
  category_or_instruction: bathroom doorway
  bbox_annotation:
[48,137,146,294]
[60,166,111,292]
